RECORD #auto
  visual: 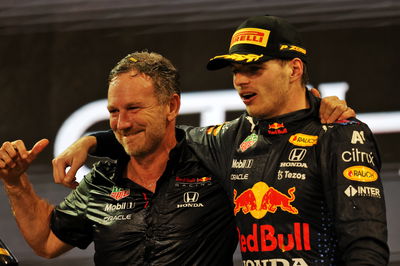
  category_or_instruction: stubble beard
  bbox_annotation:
[116,130,164,158]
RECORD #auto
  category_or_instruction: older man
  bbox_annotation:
[0,52,237,265]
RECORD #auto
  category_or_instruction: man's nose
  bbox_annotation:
[117,111,131,130]
[233,72,250,87]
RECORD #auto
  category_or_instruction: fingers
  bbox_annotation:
[338,107,356,121]
[0,139,44,183]
[319,96,348,124]
[0,140,28,168]
[52,157,68,185]
[310,88,321,98]
[29,139,49,161]
[52,156,81,190]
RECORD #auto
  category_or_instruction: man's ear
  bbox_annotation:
[167,93,181,122]
[289,58,304,83]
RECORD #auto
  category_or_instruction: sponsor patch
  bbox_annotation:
[232,159,254,168]
[343,166,378,182]
[104,214,132,222]
[239,133,258,152]
[175,176,212,187]
[230,173,249,180]
[233,181,298,219]
[230,28,270,48]
[277,170,306,180]
[351,130,365,144]
[280,44,307,55]
[0,248,10,256]
[242,258,308,265]
[280,162,308,168]
[206,124,223,136]
[289,133,318,147]
[237,223,310,253]
[267,122,288,135]
[177,191,204,208]
[288,148,307,161]
[341,148,375,166]
[344,185,381,198]
[104,202,135,212]
[110,186,130,201]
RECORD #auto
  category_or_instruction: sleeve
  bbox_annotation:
[320,120,389,265]
[90,130,125,160]
[179,121,240,181]
[50,175,94,249]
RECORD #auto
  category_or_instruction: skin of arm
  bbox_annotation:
[0,139,73,258]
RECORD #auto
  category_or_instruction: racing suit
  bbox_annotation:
[50,129,237,266]
[92,91,389,265]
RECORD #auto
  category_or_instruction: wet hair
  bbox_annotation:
[109,51,180,104]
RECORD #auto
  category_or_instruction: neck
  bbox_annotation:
[125,124,177,192]
[280,85,309,115]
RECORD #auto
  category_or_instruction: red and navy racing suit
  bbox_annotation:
[50,129,237,266]
[91,91,389,265]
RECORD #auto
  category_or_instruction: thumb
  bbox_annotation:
[29,139,49,160]
[310,88,321,98]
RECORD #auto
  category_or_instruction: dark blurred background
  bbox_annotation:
[0,0,399,265]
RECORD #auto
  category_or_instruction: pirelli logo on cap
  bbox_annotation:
[230,28,270,48]
[289,133,318,147]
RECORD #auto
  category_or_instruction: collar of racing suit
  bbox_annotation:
[254,89,321,136]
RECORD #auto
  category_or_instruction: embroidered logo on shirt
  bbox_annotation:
[289,133,318,147]
[110,186,130,201]
[343,166,378,182]
[233,181,298,219]
[268,122,288,135]
[239,133,258,152]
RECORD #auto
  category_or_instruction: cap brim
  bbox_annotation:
[206,53,274,71]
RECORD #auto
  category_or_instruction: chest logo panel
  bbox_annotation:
[110,186,130,201]
[233,182,298,219]
[289,133,318,147]
[343,166,378,182]
[239,133,258,152]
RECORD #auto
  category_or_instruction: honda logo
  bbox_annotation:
[288,148,307,161]
[184,192,199,203]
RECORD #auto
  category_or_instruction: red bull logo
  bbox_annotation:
[238,223,311,253]
[233,182,298,219]
[176,176,212,183]
[268,122,288,135]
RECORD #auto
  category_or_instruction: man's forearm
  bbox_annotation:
[4,173,58,257]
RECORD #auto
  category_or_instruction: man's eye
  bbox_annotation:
[108,109,118,114]
[248,66,261,73]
